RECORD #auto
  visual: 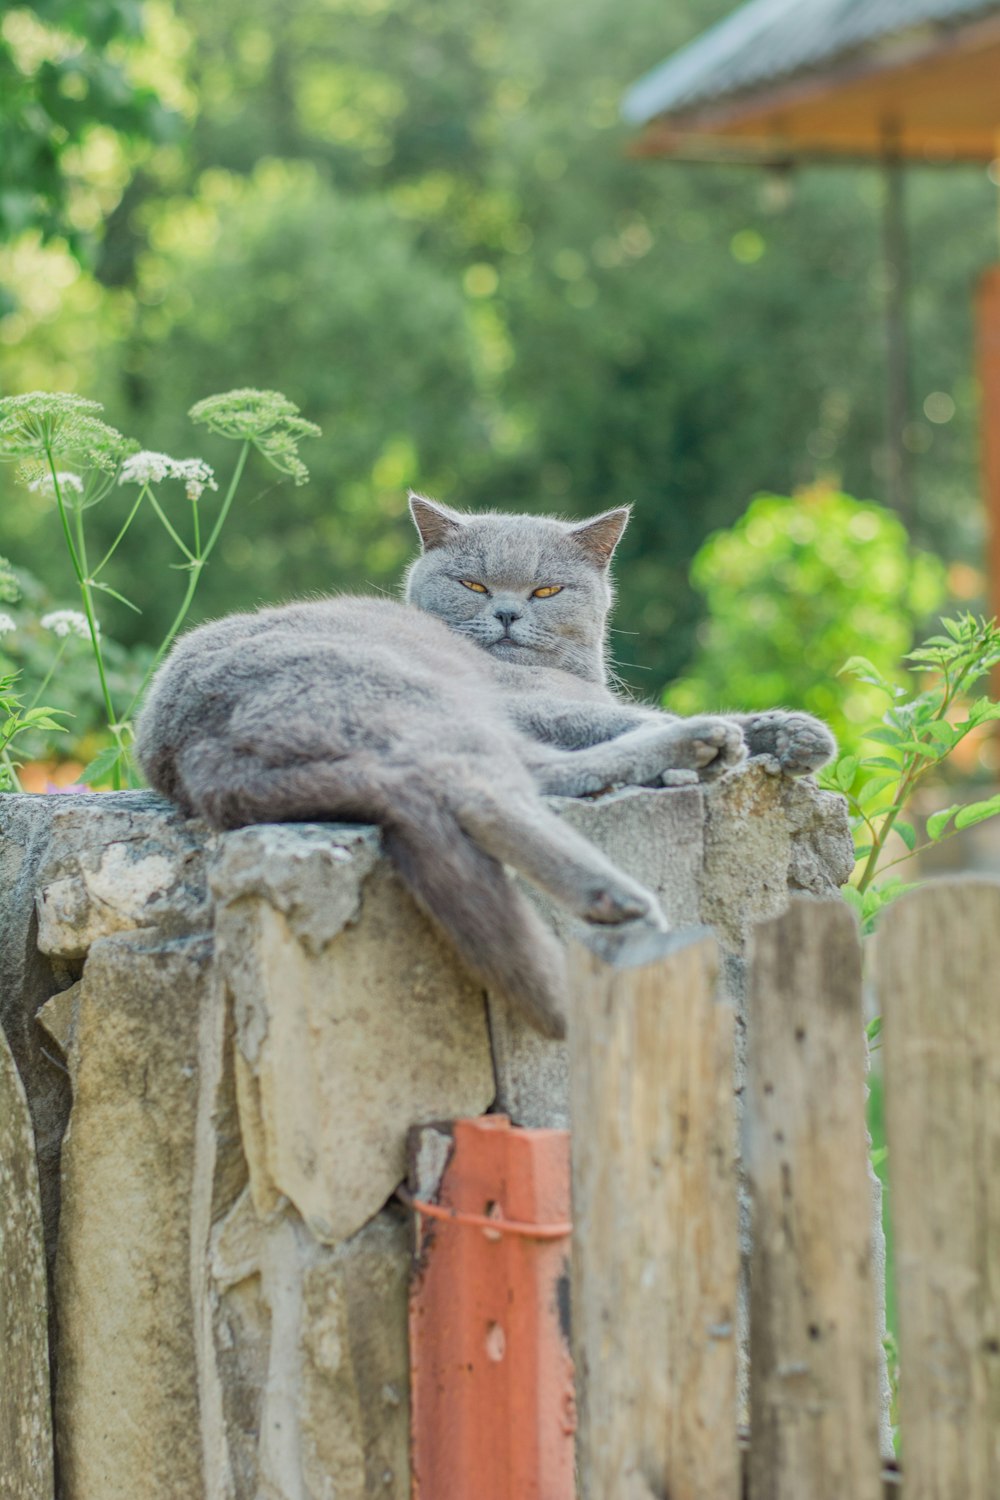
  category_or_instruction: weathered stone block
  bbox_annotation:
[489,782,705,1129]
[701,765,854,951]
[52,929,211,1500]
[0,1023,53,1500]
[211,825,496,1246]
[491,765,853,1128]
[34,797,214,961]
[0,793,212,1280]
[203,1187,410,1500]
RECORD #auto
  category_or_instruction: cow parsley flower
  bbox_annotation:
[189,388,321,486]
[0,612,16,637]
[119,451,175,486]
[41,610,94,640]
[0,392,130,473]
[27,471,84,498]
[119,451,219,499]
[170,457,218,501]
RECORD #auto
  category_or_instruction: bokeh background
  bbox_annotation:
[1,0,997,711]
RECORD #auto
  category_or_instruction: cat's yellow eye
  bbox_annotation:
[532,585,563,599]
[459,579,489,594]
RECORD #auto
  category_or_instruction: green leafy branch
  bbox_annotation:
[820,614,1000,933]
[0,670,67,792]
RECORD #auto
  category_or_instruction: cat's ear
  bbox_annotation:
[409,492,466,552]
[569,506,631,568]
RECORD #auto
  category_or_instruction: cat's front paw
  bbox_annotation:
[742,710,837,776]
[664,715,747,783]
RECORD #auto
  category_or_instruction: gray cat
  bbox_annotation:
[136,498,834,1038]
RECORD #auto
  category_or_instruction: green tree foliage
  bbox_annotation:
[0,0,177,274]
[98,163,481,606]
[665,489,946,748]
[0,0,995,693]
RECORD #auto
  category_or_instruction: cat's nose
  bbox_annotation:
[494,607,522,631]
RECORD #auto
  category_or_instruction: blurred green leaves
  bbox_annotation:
[820,613,1000,932]
[0,0,179,261]
[0,665,68,790]
[0,0,996,698]
[91,162,482,612]
[664,488,946,749]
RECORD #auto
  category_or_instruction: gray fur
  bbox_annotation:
[137,498,835,1037]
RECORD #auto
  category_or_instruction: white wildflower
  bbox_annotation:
[171,457,218,502]
[0,612,16,637]
[119,450,175,486]
[41,610,94,640]
[119,450,218,499]
[27,471,84,497]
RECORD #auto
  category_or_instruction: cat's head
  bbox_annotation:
[403,495,629,683]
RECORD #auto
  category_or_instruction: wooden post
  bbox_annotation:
[978,266,1000,658]
[746,898,883,1500]
[878,880,1000,1500]
[570,927,740,1500]
[881,140,913,532]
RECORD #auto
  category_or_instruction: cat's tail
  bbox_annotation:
[382,801,569,1040]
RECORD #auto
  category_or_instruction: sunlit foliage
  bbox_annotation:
[666,488,946,748]
[0,0,995,695]
[0,0,178,280]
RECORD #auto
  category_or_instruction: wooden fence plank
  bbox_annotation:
[746,897,882,1500]
[878,878,1000,1500]
[570,926,740,1500]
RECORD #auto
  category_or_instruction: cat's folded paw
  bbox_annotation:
[743,710,837,776]
[659,768,700,787]
[679,716,747,782]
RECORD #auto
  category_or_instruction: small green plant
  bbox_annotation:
[821,617,1000,1442]
[0,667,67,791]
[819,613,1000,934]
[0,560,71,788]
[0,389,320,789]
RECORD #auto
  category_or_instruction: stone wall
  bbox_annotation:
[0,765,856,1499]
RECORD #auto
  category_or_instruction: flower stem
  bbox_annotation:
[92,485,147,578]
[856,775,914,895]
[124,440,250,719]
[48,452,123,788]
[28,638,70,711]
[1,746,24,792]
[202,440,250,563]
[125,562,203,722]
[147,490,195,560]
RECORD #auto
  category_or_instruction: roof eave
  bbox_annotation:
[623,10,1000,165]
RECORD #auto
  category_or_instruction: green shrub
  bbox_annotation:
[664,487,947,752]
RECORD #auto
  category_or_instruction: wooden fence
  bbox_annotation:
[568,882,1000,1500]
